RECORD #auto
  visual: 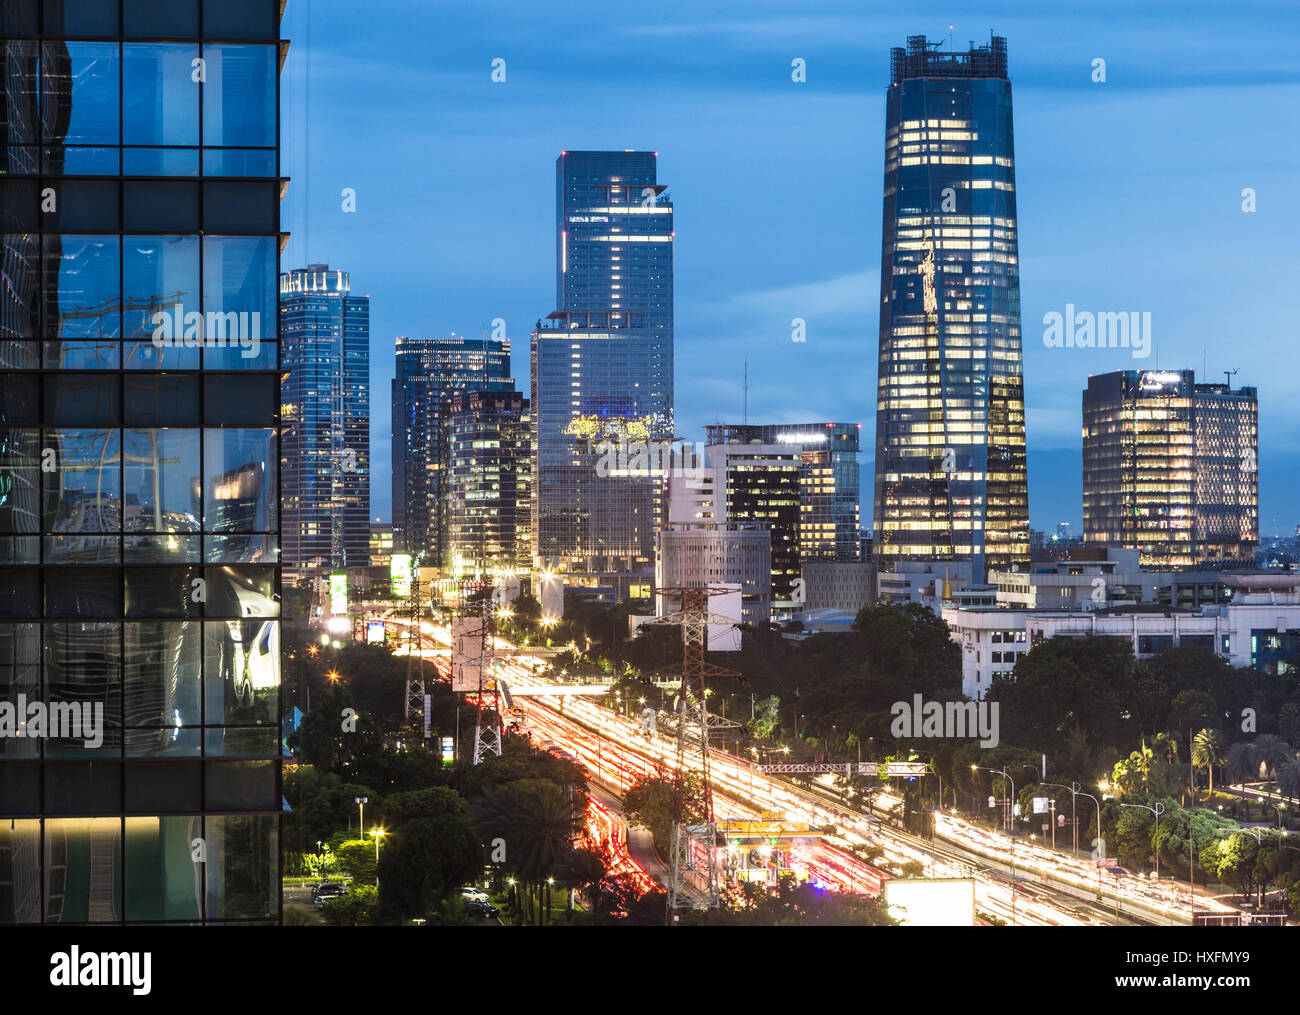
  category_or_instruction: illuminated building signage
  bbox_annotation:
[329,572,348,615]
[390,554,412,598]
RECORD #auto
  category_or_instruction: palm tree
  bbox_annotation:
[1225,741,1259,786]
[1280,703,1300,747]
[1191,728,1226,798]
[1278,757,1300,801]
[1254,735,1291,783]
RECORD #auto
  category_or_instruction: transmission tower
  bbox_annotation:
[648,586,741,917]
[455,580,504,765]
[403,578,427,734]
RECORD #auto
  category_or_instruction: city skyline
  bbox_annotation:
[278,1,1300,535]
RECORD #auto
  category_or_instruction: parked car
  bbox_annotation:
[313,882,349,908]
[459,886,490,904]
[463,898,499,919]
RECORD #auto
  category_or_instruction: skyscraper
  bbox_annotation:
[873,35,1029,582]
[391,336,512,564]
[0,0,285,924]
[280,265,370,581]
[704,423,861,562]
[531,151,674,597]
[444,389,531,578]
[1083,370,1258,568]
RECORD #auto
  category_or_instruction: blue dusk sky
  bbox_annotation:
[278,0,1300,536]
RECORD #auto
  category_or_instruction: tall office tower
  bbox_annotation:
[391,336,513,565]
[531,151,673,599]
[1083,370,1258,569]
[444,389,532,577]
[0,0,285,924]
[704,423,861,562]
[280,265,370,582]
[873,35,1029,582]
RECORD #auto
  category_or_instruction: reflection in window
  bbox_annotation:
[43,235,121,342]
[204,614,278,726]
[123,428,200,534]
[123,44,199,147]
[0,819,41,923]
[202,236,276,333]
[44,429,122,562]
[124,815,203,921]
[44,620,122,757]
[44,818,122,923]
[123,235,199,348]
[201,45,276,148]
[43,43,120,146]
[203,429,275,532]
[124,620,201,736]
[204,815,277,920]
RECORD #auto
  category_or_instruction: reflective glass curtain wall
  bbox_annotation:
[0,0,284,925]
[532,151,673,590]
[280,265,370,579]
[873,35,1030,582]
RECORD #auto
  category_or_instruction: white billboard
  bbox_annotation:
[707,583,742,653]
[539,572,564,623]
[884,878,976,926]
[451,616,485,693]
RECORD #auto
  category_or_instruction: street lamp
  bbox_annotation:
[370,827,386,885]
[1120,801,1166,879]
[355,796,368,837]
[1037,779,1086,857]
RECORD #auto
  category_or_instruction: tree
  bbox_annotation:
[623,773,707,855]
[1253,735,1291,782]
[377,815,484,922]
[709,874,896,926]
[1280,702,1300,747]
[335,839,377,884]
[1225,741,1259,785]
[1191,729,1226,798]
[380,786,468,829]
[1212,832,1259,898]
[319,884,379,926]
[1279,757,1300,800]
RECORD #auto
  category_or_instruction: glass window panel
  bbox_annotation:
[44,567,122,617]
[124,337,199,370]
[124,532,200,563]
[42,817,121,923]
[43,341,120,369]
[0,428,41,541]
[203,619,277,725]
[0,536,39,564]
[123,44,200,147]
[124,621,200,731]
[0,569,40,618]
[204,814,277,921]
[203,533,276,564]
[203,341,275,370]
[123,233,199,337]
[203,0,277,40]
[203,428,275,532]
[123,374,200,425]
[202,148,275,177]
[124,815,203,922]
[43,43,120,146]
[43,0,119,35]
[43,234,121,341]
[0,376,39,424]
[201,45,275,148]
[43,428,122,543]
[43,146,119,175]
[202,236,275,334]
[0,339,41,367]
[205,726,278,757]
[123,428,201,535]
[0,819,40,923]
[44,374,120,426]
[122,147,200,176]
[123,762,201,810]
[0,623,41,754]
[43,619,121,758]
[205,760,275,809]
[124,566,201,619]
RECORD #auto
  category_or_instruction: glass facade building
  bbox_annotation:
[705,423,861,563]
[873,35,1029,582]
[0,0,284,925]
[280,265,370,580]
[531,151,673,595]
[1083,370,1258,569]
[444,389,531,578]
[391,336,512,565]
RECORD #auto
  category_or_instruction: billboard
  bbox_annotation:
[440,735,454,765]
[329,572,348,615]
[539,571,564,623]
[366,620,386,644]
[451,615,485,692]
[390,553,412,598]
[884,878,976,926]
[707,583,742,653]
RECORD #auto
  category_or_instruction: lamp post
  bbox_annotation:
[1120,801,1166,879]
[1038,780,1082,857]
[355,796,368,837]
[371,827,386,886]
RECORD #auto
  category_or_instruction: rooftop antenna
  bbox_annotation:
[743,360,748,425]
[1224,368,1238,389]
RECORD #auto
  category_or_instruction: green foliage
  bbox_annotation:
[709,874,896,926]
[335,839,377,883]
[376,815,484,922]
[623,773,707,856]
[319,884,379,926]
[380,786,468,829]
